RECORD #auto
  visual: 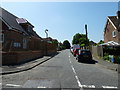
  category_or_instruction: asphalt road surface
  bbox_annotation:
[2,49,119,89]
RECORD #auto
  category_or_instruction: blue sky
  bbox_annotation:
[1,2,118,44]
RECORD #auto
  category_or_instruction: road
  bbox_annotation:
[2,49,118,89]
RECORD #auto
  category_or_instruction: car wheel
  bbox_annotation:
[76,56,78,60]
[74,54,76,57]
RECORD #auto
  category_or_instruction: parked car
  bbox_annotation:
[73,48,80,57]
[76,49,92,62]
[70,47,74,53]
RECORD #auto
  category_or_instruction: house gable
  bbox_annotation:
[107,16,117,30]
[0,7,42,39]
[104,16,120,43]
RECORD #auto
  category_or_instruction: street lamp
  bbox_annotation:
[45,29,48,38]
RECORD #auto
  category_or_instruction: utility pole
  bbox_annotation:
[85,24,88,40]
[85,24,88,47]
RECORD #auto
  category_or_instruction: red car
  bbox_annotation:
[73,48,80,57]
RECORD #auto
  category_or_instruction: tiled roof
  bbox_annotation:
[108,16,119,30]
[0,7,28,35]
[0,7,41,39]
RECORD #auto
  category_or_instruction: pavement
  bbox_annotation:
[0,51,119,75]
[0,56,53,75]
[93,55,119,73]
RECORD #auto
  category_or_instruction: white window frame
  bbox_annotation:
[13,42,17,47]
[13,42,21,48]
[112,30,117,37]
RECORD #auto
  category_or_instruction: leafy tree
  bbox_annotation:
[63,40,71,49]
[58,42,65,50]
[72,33,82,44]
[97,40,104,45]
[72,33,89,46]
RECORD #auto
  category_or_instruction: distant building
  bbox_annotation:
[104,11,120,44]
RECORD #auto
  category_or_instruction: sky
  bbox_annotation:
[1,1,119,44]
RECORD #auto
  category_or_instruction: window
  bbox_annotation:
[23,38,27,49]
[112,31,117,37]
[0,33,4,43]
[13,42,21,48]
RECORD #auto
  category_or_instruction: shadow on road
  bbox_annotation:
[78,59,98,64]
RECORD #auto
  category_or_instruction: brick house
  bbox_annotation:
[0,7,46,65]
[104,11,120,44]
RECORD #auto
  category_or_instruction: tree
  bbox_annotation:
[63,40,71,49]
[58,42,65,50]
[97,40,104,45]
[72,33,89,47]
[72,33,82,44]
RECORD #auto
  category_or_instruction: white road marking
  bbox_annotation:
[71,66,76,74]
[68,53,117,89]
[69,54,72,64]
[37,86,46,88]
[82,85,95,88]
[69,53,83,88]
[6,84,21,87]
[71,65,82,88]
[69,59,72,64]
[102,86,118,88]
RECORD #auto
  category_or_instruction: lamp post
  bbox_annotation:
[45,29,48,55]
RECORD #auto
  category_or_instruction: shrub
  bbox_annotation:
[114,56,120,64]
[103,55,109,61]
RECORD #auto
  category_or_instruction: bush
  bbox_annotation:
[114,56,120,64]
[103,55,109,61]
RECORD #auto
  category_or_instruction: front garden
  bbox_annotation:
[103,46,120,64]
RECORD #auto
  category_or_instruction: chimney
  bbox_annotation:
[117,11,120,31]
[117,11,120,19]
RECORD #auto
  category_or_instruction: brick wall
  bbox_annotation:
[2,27,57,65]
[104,20,120,43]
[47,43,57,55]
[2,51,43,65]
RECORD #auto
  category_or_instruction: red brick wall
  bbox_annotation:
[2,22,57,65]
[3,29,29,51]
[2,51,43,65]
[104,20,120,43]
[47,43,57,55]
